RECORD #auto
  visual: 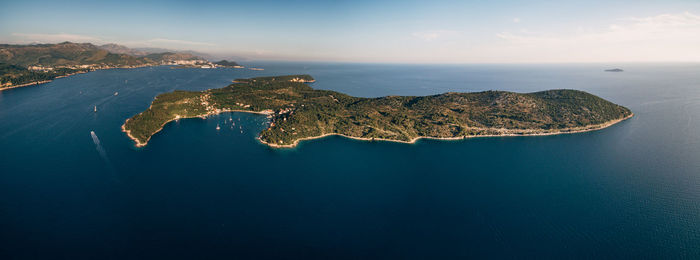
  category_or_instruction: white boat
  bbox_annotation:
[114,92,119,96]
[94,106,97,112]
[216,124,221,130]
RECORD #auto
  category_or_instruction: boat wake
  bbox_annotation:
[90,131,119,181]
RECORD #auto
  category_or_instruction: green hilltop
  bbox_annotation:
[0,42,152,67]
[123,75,632,148]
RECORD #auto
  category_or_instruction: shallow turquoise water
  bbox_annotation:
[1,63,699,258]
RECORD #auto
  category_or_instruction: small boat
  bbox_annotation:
[216,124,221,130]
[114,92,119,96]
[94,106,97,112]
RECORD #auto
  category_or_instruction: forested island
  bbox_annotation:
[123,75,633,148]
[213,60,242,68]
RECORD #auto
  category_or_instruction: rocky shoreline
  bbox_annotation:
[259,113,634,148]
[124,106,633,149]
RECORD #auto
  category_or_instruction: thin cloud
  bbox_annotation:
[411,30,460,41]
[146,38,216,47]
[10,33,103,43]
[618,11,700,26]
[495,12,700,62]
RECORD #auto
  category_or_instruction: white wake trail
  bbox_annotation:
[91,131,108,159]
[90,131,118,181]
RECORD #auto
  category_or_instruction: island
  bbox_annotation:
[605,68,624,72]
[214,60,243,68]
[122,75,633,148]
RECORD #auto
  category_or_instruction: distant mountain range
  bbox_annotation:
[97,43,150,56]
[0,42,204,67]
[97,43,210,60]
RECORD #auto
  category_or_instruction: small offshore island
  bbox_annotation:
[605,68,624,72]
[123,75,633,148]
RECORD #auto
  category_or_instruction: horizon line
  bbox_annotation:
[3,41,700,65]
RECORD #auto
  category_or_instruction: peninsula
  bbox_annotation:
[123,75,632,148]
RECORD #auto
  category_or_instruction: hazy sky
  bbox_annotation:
[1,0,700,63]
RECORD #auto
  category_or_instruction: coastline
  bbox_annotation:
[121,120,148,148]
[125,107,633,148]
[122,108,274,148]
[0,64,153,92]
[259,113,634,148]
[0,80,53,91]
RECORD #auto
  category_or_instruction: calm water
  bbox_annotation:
[1,63,699,259]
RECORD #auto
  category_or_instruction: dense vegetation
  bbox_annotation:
[123,75,632,147]
[0,42,154,67]
[0,63,83,86]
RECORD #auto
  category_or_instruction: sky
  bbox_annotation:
[1,0,700,63]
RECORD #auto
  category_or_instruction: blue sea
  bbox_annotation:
[1,63,699,259]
